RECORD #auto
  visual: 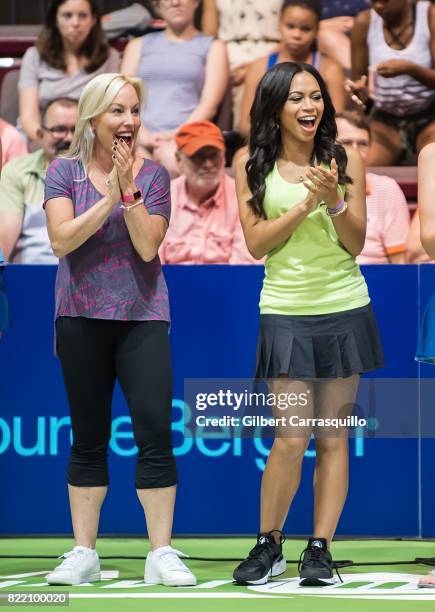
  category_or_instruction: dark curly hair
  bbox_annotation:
[280,0,322,21]
[246,61,350,218]
[36,0,110,73]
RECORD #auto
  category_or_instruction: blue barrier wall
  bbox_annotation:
[0,265,433,536]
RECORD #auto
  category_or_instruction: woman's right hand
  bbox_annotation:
[107,166,121,206]
[302,184,322,215]
[345,75,369,110]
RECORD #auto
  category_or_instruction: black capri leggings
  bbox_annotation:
[56,317,177,489]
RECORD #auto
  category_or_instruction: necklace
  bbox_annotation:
[91,159,113,185]
[285,160,314,182]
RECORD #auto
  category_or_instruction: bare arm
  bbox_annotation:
[45,167,119,258]
[123,207,168,262]
[329,148,366,257]
[185,39,229,123]
[322,56,346,112]
[418,143,435,258]
[19,86,41,141]
[120,37,142,76]
[201,0,219,36]
[235,153,319,260]
[0,211,22,260]
[239,58,267,138]
[351,10,370,81]
[113,142,170,261]
[403,4,435,88]
[406,210,431,263]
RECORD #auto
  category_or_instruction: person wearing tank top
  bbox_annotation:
[233,61,384,587]
[415,141,435,588]
[239,0,346,138]
[347,0,435,165]
[121,0,229,177]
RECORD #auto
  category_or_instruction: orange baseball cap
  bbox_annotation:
[175,121,225,156]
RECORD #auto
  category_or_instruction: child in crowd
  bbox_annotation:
[239,0,345,138]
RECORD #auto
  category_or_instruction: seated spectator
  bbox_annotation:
[318,0,370,71]
[159,121,257,264]
[0,118,27,165]
[121,0,229,177]
[336,111,410,264]
[18,0,119,142]
[406,209,432,263]
[0,98,77,264]
[239,0,346,138]
[347,0,435,165]
[201,0,282,130]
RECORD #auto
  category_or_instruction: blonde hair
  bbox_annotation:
[66,73,145,173]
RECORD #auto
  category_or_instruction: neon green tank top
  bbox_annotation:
[260,163,370,315]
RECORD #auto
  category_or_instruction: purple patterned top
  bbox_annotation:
[44,157,171,323]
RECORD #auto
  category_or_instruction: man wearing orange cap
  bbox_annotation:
[159,121,258,264]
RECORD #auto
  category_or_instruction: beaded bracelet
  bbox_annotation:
[120,197,144,211]
[326,198,348,217]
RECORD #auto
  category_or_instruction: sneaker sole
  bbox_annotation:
[145,578,197,587]
[299,576,335,587]
[46,571,101,586]
[234,556,286,586]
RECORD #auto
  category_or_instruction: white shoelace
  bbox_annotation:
[156,548,191,573]
[56,548,89,570]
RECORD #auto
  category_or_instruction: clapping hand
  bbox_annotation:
[304,159,339,209]
[112,138,135,193]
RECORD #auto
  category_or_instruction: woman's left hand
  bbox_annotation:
[304,159,340,209]
[376,59,414,78]
[112,138,135,193]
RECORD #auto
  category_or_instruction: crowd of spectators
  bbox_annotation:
[0,0,433,266]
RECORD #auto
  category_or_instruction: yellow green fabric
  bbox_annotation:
[260,163,370,315]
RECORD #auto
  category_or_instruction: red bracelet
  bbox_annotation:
[121,190,142,203]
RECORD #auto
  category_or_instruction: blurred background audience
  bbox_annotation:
[0,118,27,165]
[159,120,256,264]
[18,0,119,142]
[347,0,435,165]
[336,111,410,264]
[0,98,77,263]
[121,0,228,176]
[318,0,370,71]
[239,0,345,138]
[201,0,281,130]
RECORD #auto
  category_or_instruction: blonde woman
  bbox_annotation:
[43,73,196,587]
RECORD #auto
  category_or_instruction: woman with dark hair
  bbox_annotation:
[19,0,119,141]
[239,0,345,137]
[233,62,384,586]
[347,0,435,165]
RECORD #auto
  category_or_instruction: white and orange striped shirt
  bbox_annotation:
[357,172,410,265]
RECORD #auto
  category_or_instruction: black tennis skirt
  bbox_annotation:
[255,303,385,380]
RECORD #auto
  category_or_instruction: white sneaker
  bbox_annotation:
[144,546,197,586]
[46,546,101,585]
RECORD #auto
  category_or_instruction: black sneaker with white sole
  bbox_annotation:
[233,531,286,585]
[298,537,335,586]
